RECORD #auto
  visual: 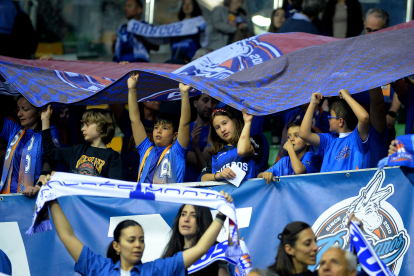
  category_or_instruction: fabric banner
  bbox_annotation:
[349,221,395,276]
[378,135,414,169]
[0,167,413,275]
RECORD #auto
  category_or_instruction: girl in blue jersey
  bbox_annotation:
[45,179,233,276]
[258,122,321,183]
[0,96,59,196]
[201,108,264,183]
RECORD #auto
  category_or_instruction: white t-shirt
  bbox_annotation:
[120,268,131,276]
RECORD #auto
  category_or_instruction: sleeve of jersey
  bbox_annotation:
[353,125,370,154]
[250,134,264,161]
[201,157,213,176]
[265,161,282,177]
[311,133,332,157]
[0,117,19,141]
[74,246,112,275]
[173,139,189,159]
[301,152,322,173]
[136,136,152,156]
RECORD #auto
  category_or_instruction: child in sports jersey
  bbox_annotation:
[128,73,191,184]
[258,121,321,184]
[201,108,264,183]
[300,89,370,172]
[41,107,123,180]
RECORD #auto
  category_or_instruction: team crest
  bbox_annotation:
[310,170,410,275]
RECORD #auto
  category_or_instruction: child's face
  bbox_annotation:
[213,115,235,144]
[329,110,341,133]
[287,126,308,153]
[81,121,102,144]
[153,123,176,147]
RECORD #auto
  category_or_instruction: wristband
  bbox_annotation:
[214,172,220,181]
[35,181,43,188]
[216,213,226,222]
[215,217,224,226]
[388,111,397,118]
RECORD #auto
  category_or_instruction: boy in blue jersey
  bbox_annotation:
[300,90,370,172]
[128,72,191,184]
[258,121,322,183]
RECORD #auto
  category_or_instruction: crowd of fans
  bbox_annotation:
[0,0,413,275]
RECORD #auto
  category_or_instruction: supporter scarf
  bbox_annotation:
[127,16,208,46]
[114,23,150,63]
[1,129,42,193]
[349,221,395,276]
[137,145,172,183]
[188,240,252,276]
[378,135,414,169]
[27,172,243,258]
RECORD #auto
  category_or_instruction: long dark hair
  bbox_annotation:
[178,0,202,21]
[321,0,364,37]
[162,204,213,258]
[268,221,311,276]
[107,220,143,264]
[209,108,243,155]
[268,8,285,33]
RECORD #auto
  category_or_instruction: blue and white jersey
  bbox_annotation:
[1,118,60,192]
[202,134,264,181]
[312,126,370,172]
[113,22,150,63]
[266,151,321,176]
[136,137,188,184]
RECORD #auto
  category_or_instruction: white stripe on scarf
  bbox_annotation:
[27,173,242,257]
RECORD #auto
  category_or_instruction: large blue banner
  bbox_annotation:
[0,167,413,276]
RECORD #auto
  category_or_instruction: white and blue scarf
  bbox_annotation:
[349,221,395,276]
[27,172,243,260]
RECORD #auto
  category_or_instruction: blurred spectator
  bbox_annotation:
[268,8,286,33]
[209,0,254,50]
[283,0,303,19]
[0,0,37,59]
[364,8,390,34]
[113,0,159,62]
[191,47,213,61]
[321,0,364,38]
[169,0,204,63]
[279,0,326,35]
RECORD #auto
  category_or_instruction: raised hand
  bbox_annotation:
[128,72,140,90]
[41,105,53,121]
[241,108,254,123]
[191,123,202,148]
[310,93,323,105]
[338,89,350,99]
[179,83,191,94]
[219,190,233,204]
[283,140,294,152]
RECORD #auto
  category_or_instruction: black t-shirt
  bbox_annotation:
[42,129,123,180]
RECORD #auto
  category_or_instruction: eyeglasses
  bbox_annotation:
[328,116,341,120]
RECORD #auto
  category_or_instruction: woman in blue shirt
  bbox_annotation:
[47,189,233,276]
[0,96,59,196]
[201,108,264,183]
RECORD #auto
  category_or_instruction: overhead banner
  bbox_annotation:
[0,167,413,276]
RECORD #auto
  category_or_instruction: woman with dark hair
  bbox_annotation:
[0,96,59,196]
[248,221,318,276]
[46,188,233,275]
[321,0,364,38]
[162,204,230,275]
[209,0,254,50]
[268,8,286,33]
[201,108,264,183]
[170,0,205,63]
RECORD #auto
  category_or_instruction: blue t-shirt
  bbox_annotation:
[184,121,210,182]
[137,137,188,184]
[201,134,264,182]
[1,118,60,192]
[312,126,370,172]
[75,246,185,276]
[266,151,322,176]
[0,249,11,275]
[170,33,201,61]
[365,125,388,168]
